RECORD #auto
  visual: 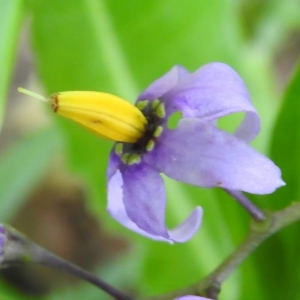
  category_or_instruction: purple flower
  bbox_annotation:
[107,63,284,243]
[0,224,6,265]
[175,296,212,300]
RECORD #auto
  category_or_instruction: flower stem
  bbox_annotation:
[144,201,300,300]
[32,246,132,300]
[224,189,266,222]
[3,226,132,300]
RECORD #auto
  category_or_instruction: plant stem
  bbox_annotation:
[224,189,266,222]
[3,226,132,300]
[144,201,300,300]
[32,246,132,300]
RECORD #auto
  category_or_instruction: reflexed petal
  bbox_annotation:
[138,65,189,102]
[107,153,202,242]
[118,163,168,237]
[167,207,203,242]
[144,118,285,194]
[163,62,260,142]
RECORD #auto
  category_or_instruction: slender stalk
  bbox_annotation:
[3,226,132,300]
[144,201,300,300]
[224,189,266,222]
[31,246,132,300]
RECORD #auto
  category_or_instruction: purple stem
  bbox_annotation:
[224,189,266,222]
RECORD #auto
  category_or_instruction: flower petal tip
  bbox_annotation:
[273,178,286,192]
[250,164,285,195]
[168,206,203,243]
[276,178,286,189]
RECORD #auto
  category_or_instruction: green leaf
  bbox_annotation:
[0,127,62,220]
[269,61,300,208]
[0,0,24,128]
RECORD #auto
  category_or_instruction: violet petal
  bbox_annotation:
[165,62,260,142]
[144,118,284,194]
[138,65,189,102]
[107,152,202,243]
[138,63,260,142]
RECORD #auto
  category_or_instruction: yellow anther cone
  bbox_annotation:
[51,91,147,143]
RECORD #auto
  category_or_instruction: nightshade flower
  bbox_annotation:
[106,63,284,243]
[19,62,285,244]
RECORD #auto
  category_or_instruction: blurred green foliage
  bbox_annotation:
[0,128,62,221]
[0,0,299,300]
[0,0,23,127]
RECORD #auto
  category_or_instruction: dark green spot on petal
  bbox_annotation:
[121,153,130,164]
[155,103,166,118]
[115,143,123,156]
[153,126,163,137]
[121,153,141,165]
[151,99,160,110]
[136,100,148,111]
[146,139,155,152]
[127,154,141,165]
